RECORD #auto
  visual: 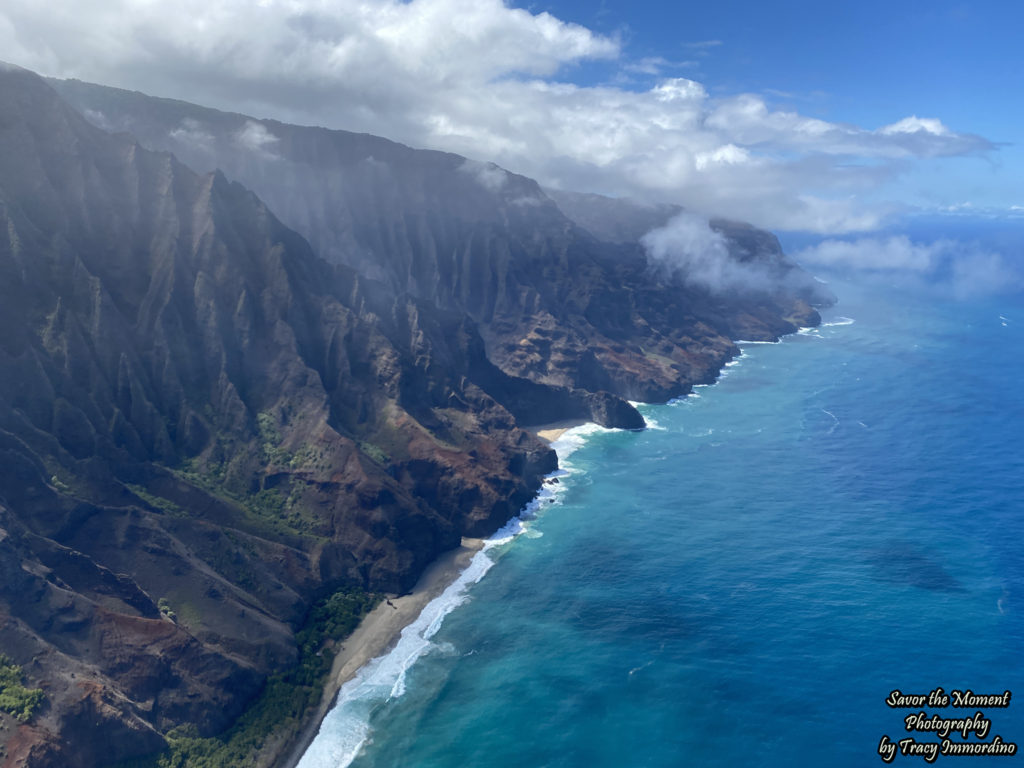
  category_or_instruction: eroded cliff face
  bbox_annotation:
[0,64,830,767]
[0,65,556,766]
[51,78,830,407]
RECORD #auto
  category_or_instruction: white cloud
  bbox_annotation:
[797,235,942,271]
[947,251,1015,297]
[0,0,995,233]
[695,144,751,171]
[458,159,508,192]
[796,236,1022,297]
[642,212,780,294]
[622,56,670,75]
[930,203,1024,219]
[235,121,279,157]
[82,108,112,131]
[651,77,707,102]
[170,118,216,152]
[879,116,950,136]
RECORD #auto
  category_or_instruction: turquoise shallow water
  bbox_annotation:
[301,275,1024,767]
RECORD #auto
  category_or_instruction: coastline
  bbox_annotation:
[280,418,597,768]
[280,537,484,768]
[276,316,825,766]
[280,334,818,766]
[526,418,589,444]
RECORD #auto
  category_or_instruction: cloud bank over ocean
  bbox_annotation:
[796,235,1023,297]
[0,0,995,233]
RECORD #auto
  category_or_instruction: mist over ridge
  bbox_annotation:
[0,62,831,767]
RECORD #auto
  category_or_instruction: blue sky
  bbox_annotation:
[534,0,1019,125]
[528,0,1022,215]
[1,0,1019,242]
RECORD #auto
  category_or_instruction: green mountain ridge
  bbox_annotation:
[51,76,828,403]
[0,63,828,767]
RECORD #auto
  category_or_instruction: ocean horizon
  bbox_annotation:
[4,8,1022,764]
[299,263,1024,767]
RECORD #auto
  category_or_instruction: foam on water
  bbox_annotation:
[548,423,613,465]
[632,404,667,431]
[717,356,744,381]
[669,387,705,405]
[297,423,606,768]
[296,547,502,768]
[797,326,823,339]
[331,275,1024,768]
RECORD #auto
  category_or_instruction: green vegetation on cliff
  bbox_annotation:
[0,64,827,767]
[0,655,45,723]
[119,589,380,768]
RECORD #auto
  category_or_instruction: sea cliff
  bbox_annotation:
[0,63,829,767]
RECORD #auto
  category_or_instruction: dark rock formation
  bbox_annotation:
[0,64,557,766]
[50,78,831,407]
[0,63,830,767]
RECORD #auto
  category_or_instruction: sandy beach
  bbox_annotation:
[526,418,588,444]
[279,422,587,767]
[281,537,484,768]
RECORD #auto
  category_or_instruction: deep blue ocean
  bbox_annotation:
[300,264,1024,767]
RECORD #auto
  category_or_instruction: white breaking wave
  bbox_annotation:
[295,547,498,768]
[296,424,602,768]
[822,316,855,327]
[668,388,703,405]
[548,423,611,466]
[629,402,668,431]
[719,356,743,379]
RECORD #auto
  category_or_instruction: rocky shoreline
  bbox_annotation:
[277,539,484,768]
[276,421,584,768]
[0,62,829,767]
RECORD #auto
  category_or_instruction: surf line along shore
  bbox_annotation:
[280,537,484,768]
[280,419,588,768]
